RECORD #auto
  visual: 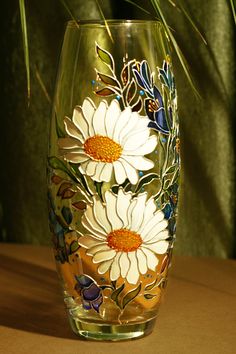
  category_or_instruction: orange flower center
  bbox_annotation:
[84,135,122,163]
[107,229,142,252]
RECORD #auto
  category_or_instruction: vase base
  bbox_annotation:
[68,316,156,341]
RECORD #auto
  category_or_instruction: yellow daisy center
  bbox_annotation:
[84,135,122,163]
[107,229,142,252]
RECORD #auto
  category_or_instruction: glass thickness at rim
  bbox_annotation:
[67,19,161,28]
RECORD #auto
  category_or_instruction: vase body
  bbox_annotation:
[48,20,180,341]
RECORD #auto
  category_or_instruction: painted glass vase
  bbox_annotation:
[48,20,180,341]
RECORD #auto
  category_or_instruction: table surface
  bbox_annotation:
[0,243,235,354]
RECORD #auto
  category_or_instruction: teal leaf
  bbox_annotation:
[122,283,141,309]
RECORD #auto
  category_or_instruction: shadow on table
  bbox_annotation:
[0,254,76,339]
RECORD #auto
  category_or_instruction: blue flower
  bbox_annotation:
[146,86,170,135]
[75,274,103,313]
[132,60,170,135]
[132,60,153,96]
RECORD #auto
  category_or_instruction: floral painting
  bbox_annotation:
[48,42,180,316]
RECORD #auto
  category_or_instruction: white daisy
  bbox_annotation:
[78,188,169,285]
[58,98,157,185]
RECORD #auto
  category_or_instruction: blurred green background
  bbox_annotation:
[0,0,235,257]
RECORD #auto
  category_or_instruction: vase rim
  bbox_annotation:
[67,19,161,28]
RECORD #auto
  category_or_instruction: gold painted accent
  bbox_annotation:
[84,135,122,163]
[107,229,142,252]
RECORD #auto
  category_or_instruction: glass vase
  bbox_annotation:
[48,20,180,341]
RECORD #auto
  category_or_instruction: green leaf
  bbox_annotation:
[96,43,114,69]
[229,0,236,25]
[145,279,157,291]
[122,283,141,309]
[96,72,119,87]
[144,294,157,300]
[163,179,171,190]
[135,173,160,194]
[95,87,117,96]
[48,157,78,183]
[69,240,80,254]
[19,0,30,99]
[165,164,178,175]
[111,283,125,309]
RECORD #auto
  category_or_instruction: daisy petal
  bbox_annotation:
[84,160,97,176]
[93,249,116,263]
[64,117,84,143]
[143,240,169,254]
[138,197,156,232]
[78,235,102,249]
[119,158,139,185]
[123,135,157,155]
[141,247,159,271]
[136,249,147,275]
[123,130,150,151]
[140,211,164,238]
[110,252,121,281]
[92,162,106,182]
[98,259,113,274]
[119,252,130,278]
[58,137,82,149]
[63,152,89,163]
[81,216,106,240]
[72,106,89,139]
[113,160,127,185]
[84,205,107,235]
[130,193,147,232]
[142,219,168,241]
[145,229,169,244]
[127,198,137,229]
[127,252,140,284]
[105,100,121,138]
[113,107,131,142]
[104,191,123,229]
[93,197,112,233]
[92,100,107,135]
[122,156,154,171]
[119,112,139,143]
[86,243,110,256]
[116,188,132,228]
[82,98,96,136]
[99,163,113,183]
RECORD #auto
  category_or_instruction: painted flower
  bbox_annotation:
[78,189,169,285]
[58,98,157,185]
[74,274,103,312]
[132,60,170,135]
[145,86,170,135]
